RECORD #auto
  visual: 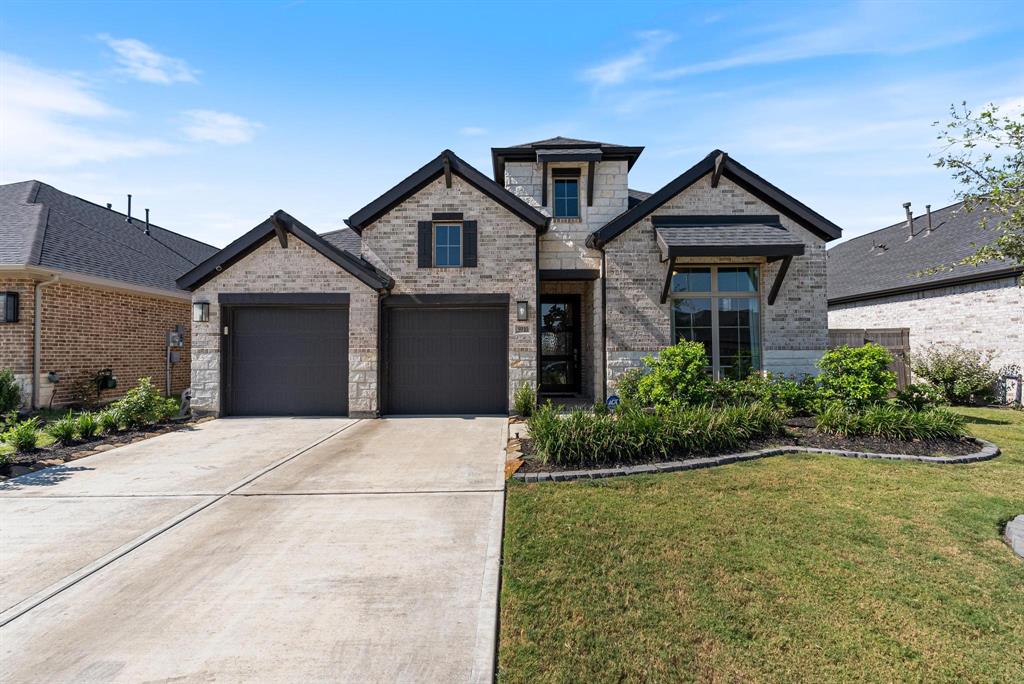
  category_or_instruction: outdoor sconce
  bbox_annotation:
[192,302,210,323]
[516,301,529,321]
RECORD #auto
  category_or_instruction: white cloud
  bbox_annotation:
[99,34,198,84]
[459,126,488,136]
[180,110,262,145]
[582,30,674,86]
[0,53,175,172]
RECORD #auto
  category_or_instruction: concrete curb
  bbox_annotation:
[511,437,1000,483]
[1004,515,1024,561]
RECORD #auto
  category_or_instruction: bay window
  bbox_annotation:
[670,265,761,379]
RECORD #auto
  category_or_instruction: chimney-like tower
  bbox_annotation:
[903,202,913,240]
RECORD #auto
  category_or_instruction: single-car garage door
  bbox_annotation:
[227,306,349,415]
[385,301,507,414]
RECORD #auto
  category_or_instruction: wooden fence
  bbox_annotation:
[827,328,911,390]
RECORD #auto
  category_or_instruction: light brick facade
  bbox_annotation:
[828,275,1024,371]
[189,237,379,416]
[0,275,191,407]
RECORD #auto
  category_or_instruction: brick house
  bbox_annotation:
[827,201,1023,371]
[178,138,842,416]
[0,181,217,408]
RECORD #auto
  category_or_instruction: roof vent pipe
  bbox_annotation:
[926,204,933,235]
[106,203,112,210]
[126,194,132,223]
[144,208,150,235]
[903,202,913,240]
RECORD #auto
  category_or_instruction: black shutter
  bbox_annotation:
[417,221,432,268]
[463,221,478,267]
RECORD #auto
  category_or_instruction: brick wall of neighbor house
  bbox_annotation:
[190,238,379,416]
[360,174,537,409]
[0,275,192,407]
[828,275,1024,371]
[505,160,628,271]
[604,174,829,392]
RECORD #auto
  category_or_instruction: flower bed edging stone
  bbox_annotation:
[1005,515,1024,561]
[512,437,1000,483]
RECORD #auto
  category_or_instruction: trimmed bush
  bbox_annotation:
[76,412,101,439]
[3,417,40,453]
[815,403,965,440]
[615,367,646,403]
[912,345,997,405]
[0,369,21,415]
[527,400,785,467]
[46,410,78,445]
[817,344,896,408]
[710,373,816,415]
[894,383,945,411]
[634,340,711,409]
[513,382,536,417]
[114,377,163,429]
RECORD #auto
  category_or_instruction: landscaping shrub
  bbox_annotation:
[46,410,78,445]
[513,382,536,417]
[912,345,997,405]
[97,408,122,434]
[0,369,21,415]
[2,417,40,453]
[113,377,163,429]
[527,400,784,467]
[710,373,816,415]
[817,343,896,408]
[633,340,711,409]
[894,383,945,411]
[76,411,101,439]
[615,367,645,403]
[815,403,965,440]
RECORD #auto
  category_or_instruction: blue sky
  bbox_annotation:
[1,0,1022,247]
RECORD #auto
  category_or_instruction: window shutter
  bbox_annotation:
[417,221,432,268]
[463,221,478,267]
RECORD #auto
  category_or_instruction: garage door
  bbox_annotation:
[227,306,348,415]
[385,304,507,414]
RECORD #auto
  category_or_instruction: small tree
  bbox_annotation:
[933,102,1023,272]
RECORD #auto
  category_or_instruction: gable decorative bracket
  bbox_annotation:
[271,215,289,248]
[442,156,452,188]
[711,152,727,188]
[660,259,675,304]
[767,255,793,305]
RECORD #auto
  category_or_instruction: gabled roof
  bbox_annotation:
[653,215,805,259]
[177,210,393,292]
[0,180,217,293]
[491,136,645,180]
[586,150,843,249]
[827,201,1021,304]
[627,188,651,208]
[346,149,549,233]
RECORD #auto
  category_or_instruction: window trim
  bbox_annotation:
[552,177,580,218]
[669,264,763,380]
[432,221,463,268]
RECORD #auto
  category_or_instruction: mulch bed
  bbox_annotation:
[0,418,201,481]
[515,418,980,474]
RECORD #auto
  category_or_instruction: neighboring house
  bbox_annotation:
[827,202,1023,371]
[178,138,842,417]
[0,181,218,408]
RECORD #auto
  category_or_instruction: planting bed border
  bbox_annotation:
[511,437,1000,483]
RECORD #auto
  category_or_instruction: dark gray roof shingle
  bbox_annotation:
[0,180,217,292]
[320,227,361,255]
[628,188,651,208]
[826,202,1019,302]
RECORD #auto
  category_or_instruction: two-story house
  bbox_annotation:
[177,137,842,416]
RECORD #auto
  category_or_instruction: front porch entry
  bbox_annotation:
[538,275,599,402]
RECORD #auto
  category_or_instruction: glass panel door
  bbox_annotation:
[539,295,581,393]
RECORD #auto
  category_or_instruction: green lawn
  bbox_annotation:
[499,408,1024,683]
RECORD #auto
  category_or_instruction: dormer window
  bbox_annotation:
[552,170,580,218]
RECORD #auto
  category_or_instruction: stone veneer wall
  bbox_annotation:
[505,160,628,271]
[360,174,538,409]
[828,275,1023,371]
[0,275,191,407]
[604,174,829,392]
[190,238,379,416]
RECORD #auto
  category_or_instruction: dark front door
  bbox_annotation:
[227,306,349,416]
[385,304,508,414]
[539,295,581,394]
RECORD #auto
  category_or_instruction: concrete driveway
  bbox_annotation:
[0,416,506,683]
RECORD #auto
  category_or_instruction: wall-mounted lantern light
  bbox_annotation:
[192,302,210,322]
[516,301,529,321]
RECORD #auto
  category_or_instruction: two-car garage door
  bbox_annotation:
[224,298,508,416]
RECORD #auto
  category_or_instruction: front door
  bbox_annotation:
[539,295,581,394]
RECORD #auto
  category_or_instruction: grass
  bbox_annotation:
[499,408,1024,683]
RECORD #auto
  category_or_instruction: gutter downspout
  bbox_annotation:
[32,274,60,409]
[600,248,608,402]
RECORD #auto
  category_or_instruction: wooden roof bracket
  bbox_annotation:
[442,156,452,188]
[271,215,289,248]
[711,152,727,188]
[660,258,675,304]
[767,254,793,305]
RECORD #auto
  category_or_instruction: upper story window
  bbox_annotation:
[553,178,579,218]
[1,292,19,323]
[434,223,462,267]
